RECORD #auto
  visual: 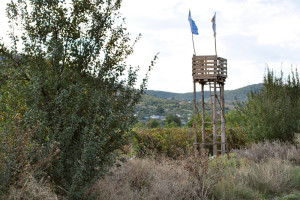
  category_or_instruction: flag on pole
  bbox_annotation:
[188,10,199,35]
[211,12,216,37]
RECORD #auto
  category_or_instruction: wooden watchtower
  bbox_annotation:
[192,55,228,156]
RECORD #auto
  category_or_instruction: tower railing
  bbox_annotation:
[192,55,227,82]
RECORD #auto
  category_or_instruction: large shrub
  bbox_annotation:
[235,69,300,143]
[0,0,155,198]
[133,128,194,158]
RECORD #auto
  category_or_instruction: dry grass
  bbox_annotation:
[7,173,58,200]
[90,150,224,200]
[91,147,300,200]
[90,158,192,200]
[2,136,299,199]
[237,158,294,196]
[233,140,300,165]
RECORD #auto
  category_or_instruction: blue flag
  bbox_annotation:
[188,10,199,35]
[211,12,216,37]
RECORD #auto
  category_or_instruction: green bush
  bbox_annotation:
[0,0,155,199]
[290,166,300,189]
[226,110,249,149]
[133,128,194,158]
[235,69,300,143]
[146,119,161,128]
[164,114,181,127]
[278,192,300,200]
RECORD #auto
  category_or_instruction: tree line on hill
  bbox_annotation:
[136,83,263,125]
[145,83,263,101]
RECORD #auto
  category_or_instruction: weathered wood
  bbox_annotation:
[201,142,227,145]
[201,83,205,151]
[193,81,198,156]
[220,84,226,156]
[193,76,227,80]
[194,56,218,59]
[213,81,217,156]
[192,55,227,82]
[192,62,218,64]
[192,55,227,156]
[193,70,224,73]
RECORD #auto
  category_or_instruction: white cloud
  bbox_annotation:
[1,0,300,92]
[120,0,300,92]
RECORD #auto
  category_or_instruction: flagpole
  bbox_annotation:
[212,12,217,57]
[192,33,196,55]
[189,10,198,55]
[214,35,217,56]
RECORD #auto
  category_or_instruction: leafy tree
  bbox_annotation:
[235,69,300,143]
[135,122,145,129]
[155,105,165,115]
[164,114,181,127]
[146,119,160,128]
[0,0,156,198]
[225,109,248,148]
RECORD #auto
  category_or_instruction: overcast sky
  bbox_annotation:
[1,0,300,92]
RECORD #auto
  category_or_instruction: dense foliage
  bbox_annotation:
[164,114,181,127]
[0,0,155,198]
[133,128,194,158]
[235,69,300,143]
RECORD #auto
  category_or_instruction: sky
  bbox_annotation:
[1,0,300,93]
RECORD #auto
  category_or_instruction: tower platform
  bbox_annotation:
[192,55,227,83]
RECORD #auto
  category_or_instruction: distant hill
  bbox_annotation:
[136,83,264,124]
[145,83,263,102]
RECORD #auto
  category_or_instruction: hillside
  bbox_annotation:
[145,83,263,101]
[136,83,263,124]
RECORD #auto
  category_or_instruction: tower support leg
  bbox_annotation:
[201,83,205,152]
[193,81,198,155]
[213,81,217,156]
[221,83,226,155]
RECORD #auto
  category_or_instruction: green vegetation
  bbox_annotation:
[136,94,194,124]
[164,114,181,127]
[133,127,193,158]
[0,0,155,199]
[0,1,299,200]
[146,119,161,128]
[234,69,300,142]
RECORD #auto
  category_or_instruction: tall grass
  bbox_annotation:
[2,134,300,199]
[233,140,300,165]
[91,141,300,200]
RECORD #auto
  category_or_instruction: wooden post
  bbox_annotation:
[201,83,205,151]
[221,83,226,155]
[213,81,217,156]
[193,81,198,155]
